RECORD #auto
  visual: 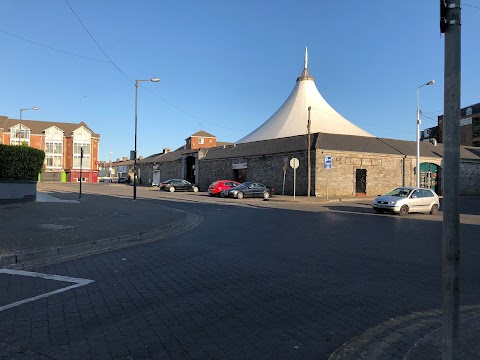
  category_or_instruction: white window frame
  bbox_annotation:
[10,125,31,146]
[72,127,92,169]
[198,138,204,145]
[44,127,64,169]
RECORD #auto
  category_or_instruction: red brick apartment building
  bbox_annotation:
[0,116,100,182]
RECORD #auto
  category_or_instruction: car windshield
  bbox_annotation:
[235,182,251,189]
[385,188,412,197]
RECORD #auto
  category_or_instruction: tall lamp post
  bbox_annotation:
[416,80,435,188]
[134,77,160,200]
[19,107,39,145]
[109,152,113,179]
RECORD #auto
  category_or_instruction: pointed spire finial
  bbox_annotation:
[304,47,308,69]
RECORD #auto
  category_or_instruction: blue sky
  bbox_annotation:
[1,1,479,161]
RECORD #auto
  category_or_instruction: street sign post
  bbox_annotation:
[290,158,299,199]
[282,157,288,195]
[324,155,332,199]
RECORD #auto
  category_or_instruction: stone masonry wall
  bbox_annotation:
[314,150,443,197]
[138,160,182,186]
[199,151,315,196]
[460,161,480,195]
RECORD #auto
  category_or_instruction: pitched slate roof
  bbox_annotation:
[0,117,100,137]
[138,148,184,164]
[203,134,312,160]
[189,130,215,138]
[318,133,480,160]
[201,132,480,161]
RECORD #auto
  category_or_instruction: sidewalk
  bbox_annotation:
[0,190,197,269]
[404,314,480,359]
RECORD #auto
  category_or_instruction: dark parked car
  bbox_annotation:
[160,179,199,193]
[223,182,274,199]
[208,180,240,197]
[118,177,127,184]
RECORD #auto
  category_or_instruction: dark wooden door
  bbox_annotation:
[355,169,367,195]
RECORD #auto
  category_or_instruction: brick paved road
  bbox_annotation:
[1,185,479,359]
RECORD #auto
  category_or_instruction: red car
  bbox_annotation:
[208,180,240,197]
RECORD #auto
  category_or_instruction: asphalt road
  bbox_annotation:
[1,183,479,359]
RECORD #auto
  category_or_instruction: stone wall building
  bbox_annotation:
[137,51,480,196]
[197,133,480,197]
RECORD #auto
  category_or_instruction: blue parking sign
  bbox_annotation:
[324,155,332,169]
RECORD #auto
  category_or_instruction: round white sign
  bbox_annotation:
[289,157,299,169]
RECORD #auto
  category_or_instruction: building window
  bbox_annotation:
[10,127,30,146]
[198,138,204,145]
[73,127,91,169]
[46,155,62,167]
[44,127,64,169]
[45,142,63,154]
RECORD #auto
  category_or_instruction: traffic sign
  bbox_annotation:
[324,155,332,169]
[290,157,299,169]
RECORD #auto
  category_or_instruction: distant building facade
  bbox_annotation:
[0,116,100,182]
[422,102,480,147]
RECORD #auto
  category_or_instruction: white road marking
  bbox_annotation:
[36,192,79,203]
[0,269,94,312]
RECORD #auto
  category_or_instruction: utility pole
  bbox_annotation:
[307,106,311,197]
[441,0,461,358]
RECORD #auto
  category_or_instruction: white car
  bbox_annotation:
[372,187,440,216]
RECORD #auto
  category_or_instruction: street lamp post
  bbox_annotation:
[416,80,435,188]
[18,106,39,145]
[109,152,113,179]
[134,77,160,200]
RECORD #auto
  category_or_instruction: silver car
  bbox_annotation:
[372,187,440,216]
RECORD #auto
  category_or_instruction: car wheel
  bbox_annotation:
[237,192,244,199]
[374,209,385,214]
[263,192,270,199]
[219,192,226,198]
[399,205,409,216]
[430,203,439,215]
[169,187,175,192]
[193,186,199,192]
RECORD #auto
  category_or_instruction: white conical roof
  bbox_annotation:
[237,48,374,143]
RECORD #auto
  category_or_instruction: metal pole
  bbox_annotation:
[307,106,311,197]
[326,171,329,200]
[293,167,296,200]
[19,110,22,146]
[134,81,139,200]
[442,1,461,358]
[416,89,421,187]
[79,147,83,199]
[307,106,312,196]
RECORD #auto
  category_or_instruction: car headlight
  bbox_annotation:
[390,201,397,205]
[232,190,238,194]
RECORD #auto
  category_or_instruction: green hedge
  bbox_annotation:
[0,144,45,181]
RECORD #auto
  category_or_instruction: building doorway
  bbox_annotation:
[420,162,441,194]
[185,156,196,184]
[152,170,160,186]
[234,168,247,183]
[355,169,367,195]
